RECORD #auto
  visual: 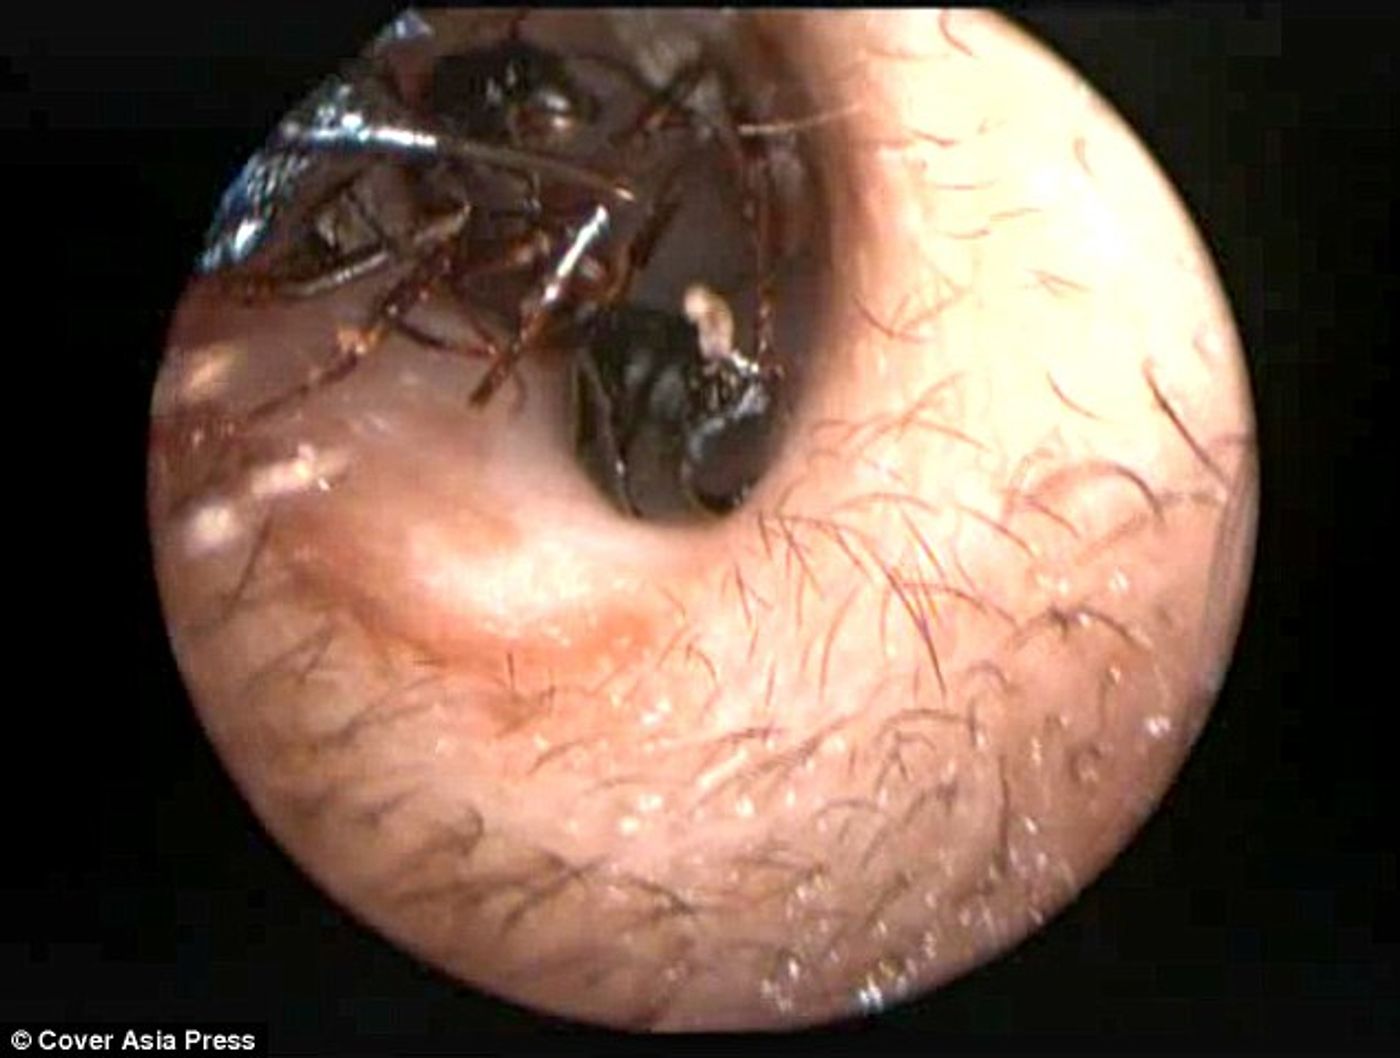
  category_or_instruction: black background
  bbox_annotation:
[2,3,1394,1052]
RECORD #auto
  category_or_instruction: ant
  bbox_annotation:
[197,13,798,515]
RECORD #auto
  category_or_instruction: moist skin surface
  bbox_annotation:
[147,9,1258,1031]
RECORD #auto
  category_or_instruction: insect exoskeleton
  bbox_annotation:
[193,10,827,521]
[572,284,781,519]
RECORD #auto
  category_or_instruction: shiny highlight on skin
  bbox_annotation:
[147,9,1257,1031]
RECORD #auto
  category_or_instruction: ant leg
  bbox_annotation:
[275,190,473,300]
[275,122,635,204]
[467,200,618,407]
[624,49,781,369]
[243,221,465,421]
[451,228,556,286]
[615,56,782,370]
[391,285,510,361]
[391,318,465,353]
[609,61,710,148]
[227,171,462,303]
[221,170,373,302]
[373,222,552,363]
[602,166,687,302]
[465,168,687,409]
[257,247,398,308]
[392,313,530,413]
[743,144,780,368]
[462,60,724,409]
[464,113,699,409]
[688,75,782,370]
[610,55,781,365]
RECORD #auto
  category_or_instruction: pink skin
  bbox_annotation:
[147,9,1257,1031]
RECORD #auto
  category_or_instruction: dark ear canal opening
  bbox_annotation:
[411,11,837,525]
[527,11,836,524]
[205,8,837,525]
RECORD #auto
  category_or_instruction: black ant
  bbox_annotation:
[196,12,801,516]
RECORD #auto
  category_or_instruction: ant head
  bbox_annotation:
[427,39,599,148]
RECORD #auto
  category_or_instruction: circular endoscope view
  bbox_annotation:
[146,8,1257,1031]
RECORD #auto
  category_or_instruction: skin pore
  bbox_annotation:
[146,9,1257,1032]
